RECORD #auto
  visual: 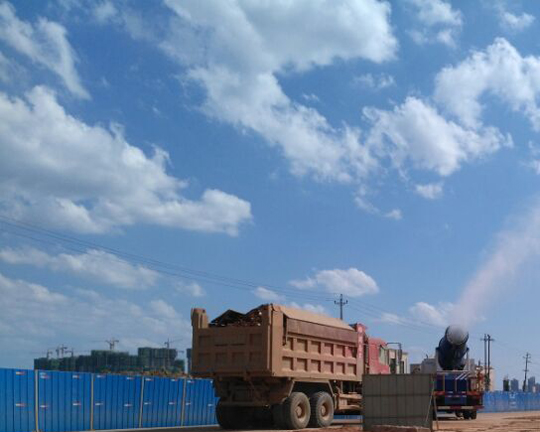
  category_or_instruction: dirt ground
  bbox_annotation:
[436,411,540,431]
[126,412,540,432]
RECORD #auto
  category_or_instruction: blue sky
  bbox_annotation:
[1,0,540,387]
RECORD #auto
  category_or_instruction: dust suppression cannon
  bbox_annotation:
[436,325,469,371]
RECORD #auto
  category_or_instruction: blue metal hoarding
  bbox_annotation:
[0,369,35,432]
[141,376,184,427]
[38,371,92,432]
[92,374,141,430]
[7,366,540,432]
[182,378,218,426]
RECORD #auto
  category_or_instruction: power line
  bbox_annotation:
[0,215,473,337]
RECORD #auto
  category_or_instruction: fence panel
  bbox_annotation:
[92,374,141,430]
[141,376,184,428]
[38,371,92,432]
[0,369,35,432]
[182,378,217,426]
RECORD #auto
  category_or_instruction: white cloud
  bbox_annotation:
[175,281,205,297]
[353,73,395,90]
[364,97,511,177]
[494,1,535,32]
[0,50,20,82]
[384,209,403,220]
[0,272,191,366]
[157,0,396,183]
[92,1,117,23]
[291,268,379,298]
[0,2,89,98]
[415,182,444,199]
[435,38,540,131]
[406,0,462,47]
[288,302,327,315]
[409,301,455,327]
[301,93,320,103]
[253,286,285,302]
[0,86,252,235]
[408,0,462,26]
[0,246,158,289]
[499,10,535,31]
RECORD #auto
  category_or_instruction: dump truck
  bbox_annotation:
[416,325,484,420]
[191,303,395,430]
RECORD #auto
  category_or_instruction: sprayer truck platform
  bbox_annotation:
[191,303,394,430]
[415,325,484,419]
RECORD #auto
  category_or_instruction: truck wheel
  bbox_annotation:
[462,411,470,420]
[470,410,477,420]
[282,392,311,429]
[308,392,334,428]
[216,401,236,430]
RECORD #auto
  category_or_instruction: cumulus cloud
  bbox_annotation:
[0,246,158,289]
[0,86,252,235]
[0,2,89,98]
[253,286,285,302]
[409,301,454,327]
[175,281,205,297]
[406,0,462,47]
[353,73,395,90]
[364,97,511,177]
[290,268,379,298]
[494,2,535,32]
[435,38,540,131]
[288,302,327,315]
[157,0,396,183]
[0,272,191,366]
[415,182,444,199]
[385,209,403,220]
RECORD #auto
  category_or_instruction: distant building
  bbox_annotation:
[528,376,536,393]
[510,378,520,392]
[34,347,185,374]
[387,348,409,374]
[534,383,540,394]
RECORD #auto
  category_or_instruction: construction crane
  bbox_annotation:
[105,338,119,351]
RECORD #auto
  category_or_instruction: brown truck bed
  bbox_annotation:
[191,304,362,382]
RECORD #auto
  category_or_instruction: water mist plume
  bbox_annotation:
[455,199,540,327]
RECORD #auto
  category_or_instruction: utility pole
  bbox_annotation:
[334,294,348,320]
[481,334,494,390]
[523,353,531,392]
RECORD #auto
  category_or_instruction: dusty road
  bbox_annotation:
[436,411,540,431]
[110,411,540,432]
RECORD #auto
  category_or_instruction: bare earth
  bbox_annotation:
[104,412,540,432]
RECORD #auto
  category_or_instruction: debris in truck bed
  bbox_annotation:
[209,305,264,327]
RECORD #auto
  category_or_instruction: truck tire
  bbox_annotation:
[216,401,236,430]
[282,392,311,430]
[308,392,334,428]
[470,410,477,420]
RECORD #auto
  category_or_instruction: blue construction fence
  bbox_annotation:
[482,391,540,413]
[0,368,217,432]
[2,367,540,432]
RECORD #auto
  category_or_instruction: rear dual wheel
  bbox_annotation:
[273,391,334,429]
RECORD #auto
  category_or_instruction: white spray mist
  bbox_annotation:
[455,199,540,327]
